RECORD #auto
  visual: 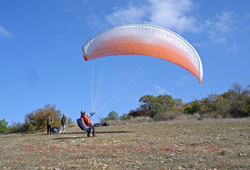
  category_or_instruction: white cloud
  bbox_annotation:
[105,4,146,26]
[181,75,192,80]
[0,26,13,38]
[147,0,198,32]
[204,12,234,44]
[155,85,168,94]
[105,0,199,33]
[175,75,192,86]
[105,1,236,45]
[226,43,239,53]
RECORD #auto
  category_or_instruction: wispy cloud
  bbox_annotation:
[226,43,239,53]
[105,0,199,33]
[105,1,237,45]
[147,0,198,32]
[0,26,13,38]
[242,12,250,32]
[204,11,234,44]
[176,75,192,86]
[155,85,168,94]
[182,75,192,80]
[106,4,146,26]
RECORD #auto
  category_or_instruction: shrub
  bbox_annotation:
[153,111,184,121]
[106,110,119,120]
[0,119,8,133]
[23,104,61,132]
[128,106,151,118]
[119,114,130,121]
[184,100,201,114]
[184,106,193,114]
[8,122,25,133]
[67,118,74,124]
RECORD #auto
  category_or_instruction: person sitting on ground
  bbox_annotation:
[59,114,67,133]
[80,109,95,137]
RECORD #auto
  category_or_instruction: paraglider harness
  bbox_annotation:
[77,112,95,132]
[51,126,59,133]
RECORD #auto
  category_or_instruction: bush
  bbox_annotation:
[107,117,153,126]
[128,106,151,118]
[67,118,73,124]
[119,114,131,121]
[202,111,222,119]
[153,111,184,121]
[23,104,62,132]
[67,118,76,128]
[8,122,25,133]
[0,119,8,133]
[184,106,193,114]
[106,110,119,120]
[184,100,201,114]
[138,94,175,117]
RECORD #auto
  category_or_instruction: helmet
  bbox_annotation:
[80,109,85,115]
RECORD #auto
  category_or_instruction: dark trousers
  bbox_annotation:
[47,125,51,134]
[87,126,95,137]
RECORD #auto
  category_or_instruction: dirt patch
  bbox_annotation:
[1,119,250,169]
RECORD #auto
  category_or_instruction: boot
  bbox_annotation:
[92,127,96,137]
[87,131,90,137]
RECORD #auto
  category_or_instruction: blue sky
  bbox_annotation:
[0,0,250,124]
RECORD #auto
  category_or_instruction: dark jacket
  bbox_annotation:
[61,115,67,125]
[47,117,52,126]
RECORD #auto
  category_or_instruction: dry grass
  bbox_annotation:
[1,119,250,169]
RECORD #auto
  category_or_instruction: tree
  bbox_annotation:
[8,122,25,133]
[67,118,74,125]
[174,98,183,109]
[215,96,230,118]
[138,95,155,111]
[184,106,193,114]
[191,100,201,113]
[184,100,201,114]
[226,83,250,117]
[231,82,244,100]
[128,105,151,118]
[23,104,61,132]
[0,119,8,133]
[119,114,130,120]
[138,94,175,117]
[158,94,175,111]
[199,94,218,114]
[107,110,119,120]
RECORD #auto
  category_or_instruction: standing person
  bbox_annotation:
[47,115,53,134]
[80,110,95,137]
[59,114,67,133]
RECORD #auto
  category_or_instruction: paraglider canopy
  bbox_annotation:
[82,24,203,83]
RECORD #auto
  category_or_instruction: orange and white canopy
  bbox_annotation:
[83,24,203,83]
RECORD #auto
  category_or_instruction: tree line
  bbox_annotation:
[104,83,250,121]
[1,82,249,133]
[0,104,73,133]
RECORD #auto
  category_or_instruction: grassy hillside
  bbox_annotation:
[1,119,250,169]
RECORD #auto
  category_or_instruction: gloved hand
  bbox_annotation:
[90,112,96,117]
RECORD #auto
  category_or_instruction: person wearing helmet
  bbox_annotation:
[80,109,95,137]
